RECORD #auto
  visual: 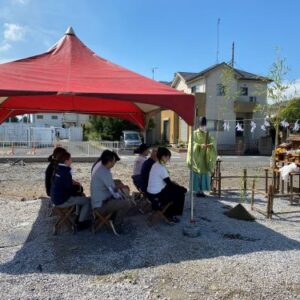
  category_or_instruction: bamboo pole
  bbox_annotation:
[189,102,197,222]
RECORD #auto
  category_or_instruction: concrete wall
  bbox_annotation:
[32,113,63,127]
[62,113,89,126]
[32,113,89,127]
[204,67,236,145]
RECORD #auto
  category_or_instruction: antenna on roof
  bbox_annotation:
[152,67,158,80]
[231,42,235,67]
[216,18,220,63]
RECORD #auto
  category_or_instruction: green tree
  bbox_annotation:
[280,98,300,122]
[85,116,139,141]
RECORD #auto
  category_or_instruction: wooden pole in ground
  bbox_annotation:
[270,185,274,219]
[264,168,268,194]
[267,185,273,219]
[243,168,247,194]
[218,170,221,198]
[289,173,293,205]
[251,179,255,210]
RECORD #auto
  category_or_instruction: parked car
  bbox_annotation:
[120,130,142,149]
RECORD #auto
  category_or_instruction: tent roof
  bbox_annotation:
[0,27,195,128]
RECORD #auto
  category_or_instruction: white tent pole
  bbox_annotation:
[189,101,197,222]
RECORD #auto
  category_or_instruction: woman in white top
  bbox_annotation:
[133,144,150,176]
[147,147,187,223]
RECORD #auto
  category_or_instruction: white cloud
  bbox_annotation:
[4,23,26,41]
[0,42,11,52]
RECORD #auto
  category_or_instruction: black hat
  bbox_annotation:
[199,116,207,127]
[134,143,150,154]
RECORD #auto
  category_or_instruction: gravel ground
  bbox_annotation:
[0,155,299,300]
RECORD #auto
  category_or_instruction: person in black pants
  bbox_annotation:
[147,147,187,223]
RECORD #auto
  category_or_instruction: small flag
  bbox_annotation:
[264,117,270,128]
[293,120,300,131]
[236,122,244,132]
[223,120,230,131]
[250,121,256,133]
[280,119,289,128]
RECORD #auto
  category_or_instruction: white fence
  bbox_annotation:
[0,124,83,143]
[0,140,121,157]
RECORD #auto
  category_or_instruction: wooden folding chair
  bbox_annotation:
[52,205,76,235]
[146,197,174,225]
[132,190,153,214]
[92,209,119,236]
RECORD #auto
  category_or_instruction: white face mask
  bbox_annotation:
[200,126,207,132]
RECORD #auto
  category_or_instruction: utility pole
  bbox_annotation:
[152,67,158,80]
[216,18,220,63]
[231,42,235,67]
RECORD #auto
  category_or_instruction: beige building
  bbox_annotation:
[31,113,89,127]
[153,62,271,153]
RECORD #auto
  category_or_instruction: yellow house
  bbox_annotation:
[160,93,205,144]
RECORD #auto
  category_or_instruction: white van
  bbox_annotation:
[120,130,142,149]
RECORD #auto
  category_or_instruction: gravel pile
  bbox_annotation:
[0,156,299,299]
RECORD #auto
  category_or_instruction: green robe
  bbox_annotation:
[187,129,217,175]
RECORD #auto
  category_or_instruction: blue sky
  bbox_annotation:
[0,0,299,86]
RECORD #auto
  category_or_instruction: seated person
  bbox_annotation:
[147,147,187,223]
[133,144,150,176]
[45,146,66,196]
[132,144,151,190]
[50,151,91,230]
[91,150,120,177]
[90,150,130,229]
[133,147,157,192]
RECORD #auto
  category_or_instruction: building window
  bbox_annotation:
[240,87,248,96]
[51,115,58,120]
[206,119,224,132]
[249,96,257,102]
[191,85,199,93]
[216,84,225,96]
[36,115,43,120]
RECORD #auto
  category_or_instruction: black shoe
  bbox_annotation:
[76,220,91,231]
[166,218,175,224]
[172,216,180,223]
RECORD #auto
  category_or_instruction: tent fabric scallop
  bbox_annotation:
[0,27,195,128]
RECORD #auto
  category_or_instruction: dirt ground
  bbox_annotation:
[0,155,271,200]
[0,155,299,300]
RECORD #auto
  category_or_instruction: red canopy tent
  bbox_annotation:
[0,27,195,128]
[0,27,197,221]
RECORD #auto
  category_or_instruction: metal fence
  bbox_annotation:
[0,140,122,157]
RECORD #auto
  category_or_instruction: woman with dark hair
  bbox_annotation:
[90,150,130,230]
[50,151,91,229]
[91,150,120,177]
[147,147,187,223]
[45,146,66,196]
[133,143,150,176]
